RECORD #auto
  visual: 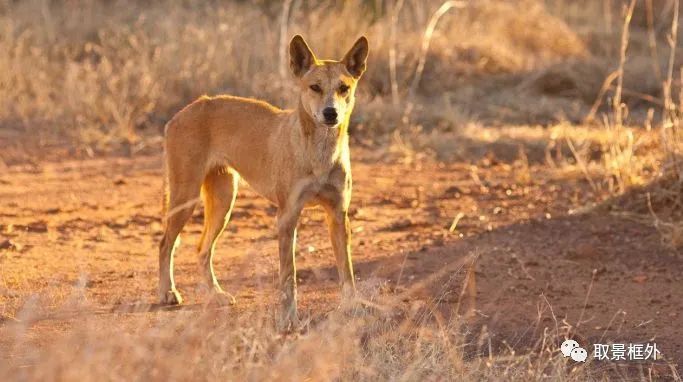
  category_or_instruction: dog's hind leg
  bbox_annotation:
[196,167,239,305]
[158,170,202,305]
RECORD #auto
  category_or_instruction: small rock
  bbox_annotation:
[107,218,128,229]
[566,243,602,260]
[444,185,464,195]
[0,239,15,250]
[26,221,48,233]
[384,218,413,231]
[632,274,648,284]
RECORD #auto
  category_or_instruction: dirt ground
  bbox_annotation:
[0,149,681,371]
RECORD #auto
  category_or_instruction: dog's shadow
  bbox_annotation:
[105,301,207,314]
[5,302,213,326]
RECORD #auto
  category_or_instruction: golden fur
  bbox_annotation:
[158,35,369,329]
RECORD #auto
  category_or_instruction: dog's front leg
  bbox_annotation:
[276,206,302,331]
[325,205,355,299]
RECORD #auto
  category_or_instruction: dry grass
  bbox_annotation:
[2,0,683,380]
[0,0,586,152]
[0,277,601,381]
[583,0,683,249]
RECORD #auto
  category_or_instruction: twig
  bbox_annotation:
[603,0,613,35]
[645,0,663,82]
[584,70,619,123]
[662,0,680,177]
[404,1,466,123]
[575,269,597,329]
[565,136,599,193]
[448,212,465,233]
[278,0,296,80]
[613,0,636,128]
[453,253,477,319]
[664,0,679,94]
[389,0,405,107]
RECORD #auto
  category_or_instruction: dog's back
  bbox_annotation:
[164,95,290,190]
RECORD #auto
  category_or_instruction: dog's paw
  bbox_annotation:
[159,289,183,305]
[276,311,301,333]
[209,289,237,306]
[198,284,237,306]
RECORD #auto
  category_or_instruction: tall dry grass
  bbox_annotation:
[0,276,607,381]
[557,0,683,249]
[0,0,586,153]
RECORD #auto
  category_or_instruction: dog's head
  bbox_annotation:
[289,35,368,129]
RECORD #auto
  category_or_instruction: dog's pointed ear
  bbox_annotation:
[290,35,316,78]
[342,36,369,78]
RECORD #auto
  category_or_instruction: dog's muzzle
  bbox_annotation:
[322,107,338,126]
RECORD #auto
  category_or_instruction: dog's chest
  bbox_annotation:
[286,148,349,208]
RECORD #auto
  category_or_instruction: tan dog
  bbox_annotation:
[158,35,368,329]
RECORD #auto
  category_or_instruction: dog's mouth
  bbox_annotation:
[323,121,339,127]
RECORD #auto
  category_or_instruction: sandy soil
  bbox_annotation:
[0,149,681,369]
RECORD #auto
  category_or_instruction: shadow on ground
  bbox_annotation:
[293,209,682,367]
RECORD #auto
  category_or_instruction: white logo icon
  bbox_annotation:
[561,339,580,357]
[570,347,588,362]
[561,339,588,362]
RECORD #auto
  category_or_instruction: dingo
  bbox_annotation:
[158,35,368,329]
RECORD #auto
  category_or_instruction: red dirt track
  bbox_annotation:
[1,150,681,368]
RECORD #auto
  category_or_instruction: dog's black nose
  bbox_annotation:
[323,107,337,123]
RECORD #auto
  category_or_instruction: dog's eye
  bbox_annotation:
[339,84,350,94]
[309,84,322,93]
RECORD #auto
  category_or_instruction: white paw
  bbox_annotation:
[209,289,237,306]
[159,289,183,305]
